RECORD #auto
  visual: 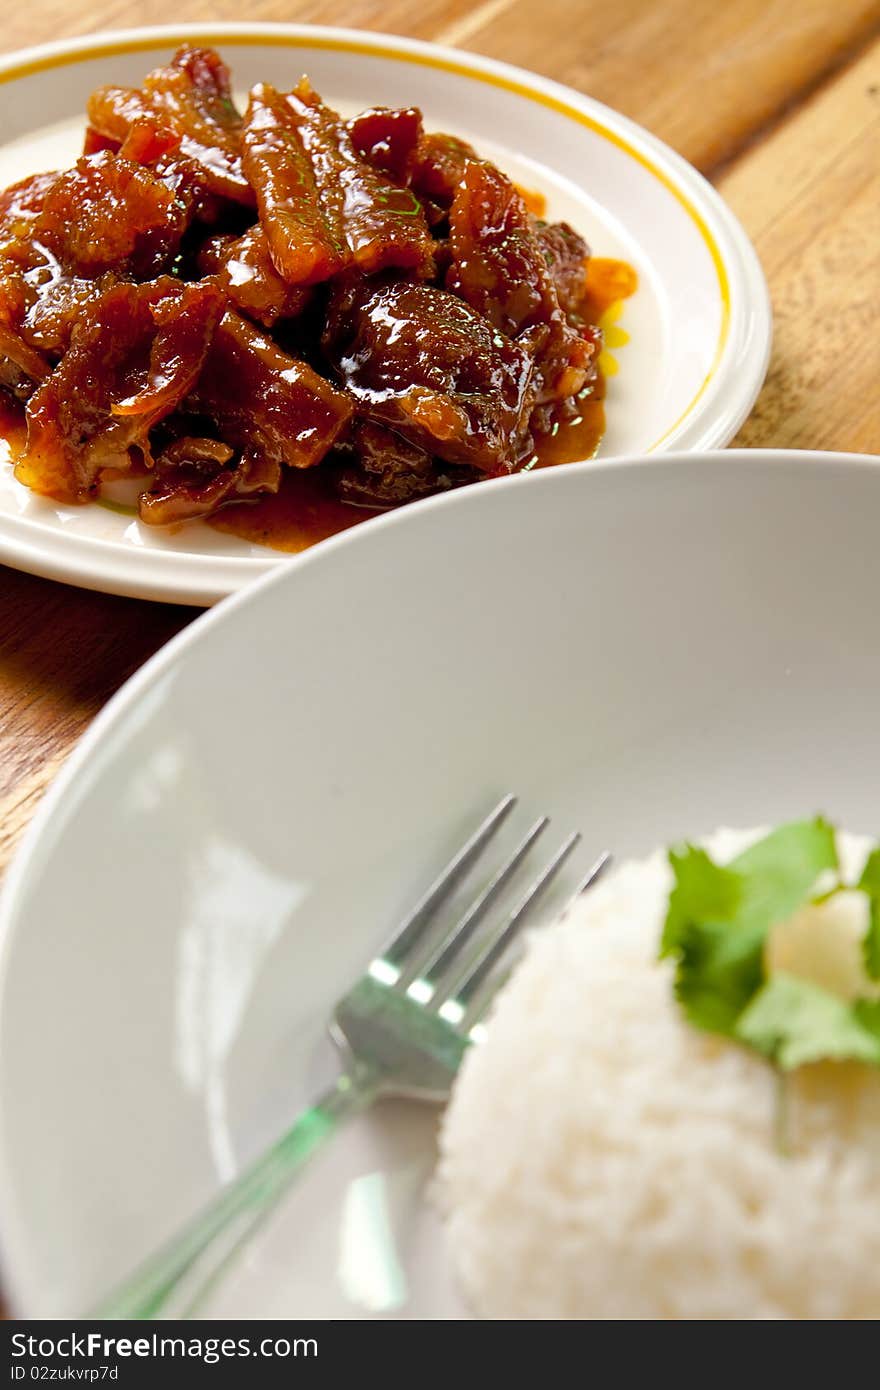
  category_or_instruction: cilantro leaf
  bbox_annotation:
[660,846,741,957]
[662,819,838,962]
[674,919,765,1037]
[853,997,880,1040]
[858,848,880,981]
[730,817,839,934]
[736,973,880,1069]
[662,818,859,1066]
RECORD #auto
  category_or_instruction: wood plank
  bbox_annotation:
[0,570,190,871]
[0,1,476,57]
[0,748,70,872]
[720,39,880,452]
[451,0,880,172]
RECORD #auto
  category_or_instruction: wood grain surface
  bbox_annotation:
[0,3,878,988]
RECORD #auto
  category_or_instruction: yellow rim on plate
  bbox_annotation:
[0,28,731,452]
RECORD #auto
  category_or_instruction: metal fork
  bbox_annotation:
[94,795,609,1320]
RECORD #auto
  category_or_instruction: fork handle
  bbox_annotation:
[93,1065,382,1320]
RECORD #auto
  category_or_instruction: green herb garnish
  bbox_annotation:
[661,818,880,1070]
[858,848,880,980]
[737,974,880,1068]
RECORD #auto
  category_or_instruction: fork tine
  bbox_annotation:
[375,794,516,976]
[396,816,550,991]
[430,830,581,1013]
[563,850,613,912]
[460,847,612,1034]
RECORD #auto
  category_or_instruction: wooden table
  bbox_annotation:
[1,7,879,921]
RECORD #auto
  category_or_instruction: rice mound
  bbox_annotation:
[437,829,880,1320]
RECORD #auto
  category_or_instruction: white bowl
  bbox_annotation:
[1,448,877,1318]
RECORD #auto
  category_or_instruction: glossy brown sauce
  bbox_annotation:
[210,387,609,552]
[0,395,26,463]
[526,389,607,472]
[0,256,637,553]
[213,256,638,552]
[212,466,386,551]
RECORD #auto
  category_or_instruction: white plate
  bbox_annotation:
[0,23,770,605]
[0,448,878,1319]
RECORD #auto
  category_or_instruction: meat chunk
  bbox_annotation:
[333,419,474,507]
[410,132,477,206]
[187,309,353,471]
[140,307,353,524]
[347,107,423,184]
[82,127,121,156]
[1,197,122,370]
[0,148,199,381]
[535,221,590,319]
[288,79,435,278]
[16,277,224,501]
[333,420,434,505]
[0,221,55,384]
[241,83,348,287]
[0,149,196,391]
[197,228,312,327]
[325,278,536,472]
[0,323,50,386]
[117,118,182,166]
[20,274,117,356]
[0,237,86,384]
[448,161,597,403]
[87,45,251,206]
[33,152,190,278]
[0,156,192,381]
[0,353,37,402]
[242,81,434,286]
[138,436,281,525]
[0,171,61,225]
[447,160,556,333]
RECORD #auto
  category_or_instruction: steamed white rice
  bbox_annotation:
[437,828,880,1320]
